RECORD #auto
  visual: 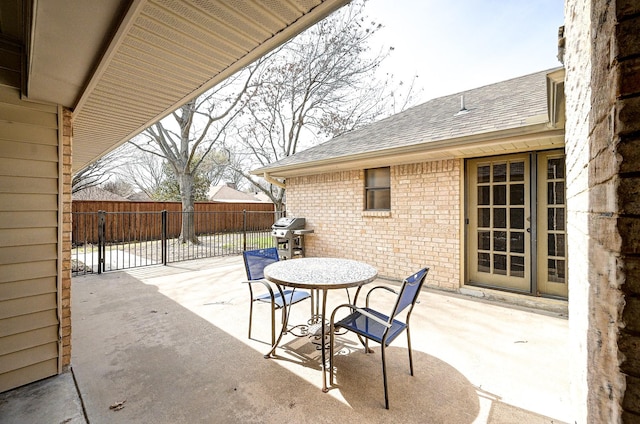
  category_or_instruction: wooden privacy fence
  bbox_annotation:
[72,201,276,244]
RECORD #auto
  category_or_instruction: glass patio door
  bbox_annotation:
[536,151,568,297]
[468,154,531,292]
[467,150,568,298]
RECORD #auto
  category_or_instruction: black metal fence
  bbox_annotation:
[72,210,283,275]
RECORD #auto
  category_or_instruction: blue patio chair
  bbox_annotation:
[329,267,430,409]
[242,248,311,346]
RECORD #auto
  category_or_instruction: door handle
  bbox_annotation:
[526,228,531,233]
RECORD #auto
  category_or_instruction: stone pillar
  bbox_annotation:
[565,0,640,421]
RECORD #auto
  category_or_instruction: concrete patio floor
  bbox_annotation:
[0,256,572,423]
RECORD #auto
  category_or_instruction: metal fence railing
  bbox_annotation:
[72,210,283,276]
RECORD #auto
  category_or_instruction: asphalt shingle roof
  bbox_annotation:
[258,68,556,171]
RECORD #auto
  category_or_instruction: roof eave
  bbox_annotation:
[66,0,351,172]
[254,122,565,178]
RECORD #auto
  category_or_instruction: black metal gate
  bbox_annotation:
[72,210,282,275]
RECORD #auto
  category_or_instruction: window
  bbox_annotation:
[365,167,390,210]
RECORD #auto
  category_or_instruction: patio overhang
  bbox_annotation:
[254,123,565,179]
[5,0,350,172]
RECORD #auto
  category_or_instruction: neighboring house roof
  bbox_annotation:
[72,187,130,201]
[254,68,565,178]
[253,192,274,203]
[127,192,153,201]
[208,184,264,203]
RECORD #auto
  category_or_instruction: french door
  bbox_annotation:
[467,150,568,298]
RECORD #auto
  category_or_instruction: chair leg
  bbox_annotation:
[329,324,335,386]
[381,344,389,409]
[247,287,254,340]
[270,302,276,347]
[406,327,414,376]
[248,300,254,339]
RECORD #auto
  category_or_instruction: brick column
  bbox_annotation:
[565,0,640,421]
[61,108,73,367]
[614,2,640,421]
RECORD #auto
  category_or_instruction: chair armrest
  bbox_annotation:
[241,279,278,299]
[329,303,392,328]
[241,278,273,288]
[352,306,392,328]
[365,285,398,307]
[330,303,357,326]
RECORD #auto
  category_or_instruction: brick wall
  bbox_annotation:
[565,0,640,421]
[613,2,640,421]
[61,109,72,367]
[286,159,460,288]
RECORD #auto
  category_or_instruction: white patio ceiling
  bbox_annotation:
[22,0,349,172]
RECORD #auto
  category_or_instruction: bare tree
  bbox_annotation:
[102,178,135,198]
[226,0,420,209]
[199,148,242,189]
[72,150,121,194]
[153,155,213,202]
[115,143,165,199]
[129,69,256,243]
[121,0,417,235]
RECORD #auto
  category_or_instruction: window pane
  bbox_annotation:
[366,189,390,210]
[478,208,490,227]
[365,167,390,211]
[547,182,565,205]
[493,163,507,182]
[478,231,491,250]
[493,185,506,205]
[547,158,565,179]
[510,232,525,253]
[477,165,490,183]
[494,208,506,228]
[510,208,525,229]
[511,256,525,278]
[366,167,390,187]
[548,233,566,257]
[510,162,525,181]
[510,184,525,205]
[478,186,490,205]
[494,254,507,275]
[478,253,490,273]
[548,207,565,231]
[548,259,566,283]
[494,231,507,251]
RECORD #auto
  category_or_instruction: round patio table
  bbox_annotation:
[263,257,378,392]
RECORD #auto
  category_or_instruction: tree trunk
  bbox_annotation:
[178,172,199,244]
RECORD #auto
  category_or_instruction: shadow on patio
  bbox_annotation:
[1,256,571,423]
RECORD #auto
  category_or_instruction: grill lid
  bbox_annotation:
[272,217,306,230]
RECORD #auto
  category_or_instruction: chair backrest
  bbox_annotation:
[391,267,430,318]
[243,248,279,280]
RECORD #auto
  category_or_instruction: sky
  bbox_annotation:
[364,0,565,102]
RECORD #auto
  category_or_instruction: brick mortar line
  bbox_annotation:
[617,90,640,101]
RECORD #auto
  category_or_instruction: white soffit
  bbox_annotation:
[27,0,128,107]
[45,0,347,172]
